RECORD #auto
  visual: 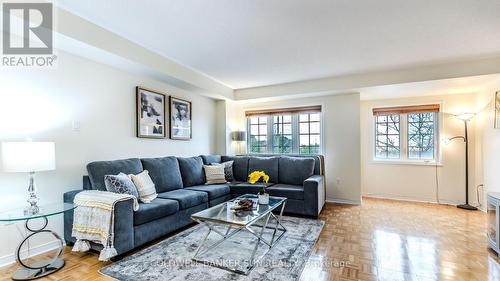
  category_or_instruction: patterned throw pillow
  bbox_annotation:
[130,170,158,203]
[204,164,227,184]
[104,173,139,198]
[223,161,234,182]
[214,161,234,182]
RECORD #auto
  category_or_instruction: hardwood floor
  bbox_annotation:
[1,197,499,281]
[301,198,500,281]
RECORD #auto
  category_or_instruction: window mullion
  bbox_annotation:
[246,119,250,153]
[267,114,273,154]
[292,114,299,154]
[401,114,408,160]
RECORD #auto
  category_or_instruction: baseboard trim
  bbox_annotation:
[0,240,64,267]
[363,193,486,212]
[363,193,460,205]
[325,198,361,205]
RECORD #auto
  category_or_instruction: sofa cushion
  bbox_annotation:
[266,184,304,200]
[221,156,248,182]
[141,157,183,192]
[255,154,322,175]
[157,189,208,209]
[134,198,179,226]
[248,157,279,183]
[278,156,315,185]
[177,156,205,187]
[87,158,143,191]
[229,182,274,194]
[201,155,221,165]
[185,184,230,200]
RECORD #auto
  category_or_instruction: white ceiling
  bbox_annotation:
[57,0,500,90]
[359,74,500,101]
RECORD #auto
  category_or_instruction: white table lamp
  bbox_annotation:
[1,142,56,215]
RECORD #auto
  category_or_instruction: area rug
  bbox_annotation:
[99,216,324,281]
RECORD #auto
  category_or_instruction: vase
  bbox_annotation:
[258,193,269,205]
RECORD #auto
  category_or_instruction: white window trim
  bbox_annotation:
[370,102,443,165]
[246,110,324,155]
[369,159,444,167]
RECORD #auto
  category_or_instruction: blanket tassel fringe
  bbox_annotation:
[72,239,90,252]
[99,246,118,261]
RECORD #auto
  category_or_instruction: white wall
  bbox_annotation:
[475,81,500,207]
[233,93,361,204]
[0,50,218,264]
[361,94,480,206]
[215,99,246,156]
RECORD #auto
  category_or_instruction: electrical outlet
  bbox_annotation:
[336,178,341,185]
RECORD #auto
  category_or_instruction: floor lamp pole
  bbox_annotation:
[457,120,477,210]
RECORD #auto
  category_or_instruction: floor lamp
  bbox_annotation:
[447,113,477,210]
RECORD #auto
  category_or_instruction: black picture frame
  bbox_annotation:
[169,96,192,140]
[136,86,167,139]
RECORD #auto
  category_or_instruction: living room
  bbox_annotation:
[1,1,500,280]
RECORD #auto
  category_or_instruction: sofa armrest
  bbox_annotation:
[303,175,325,218]
[111,198,135,254]
[63,190,135,255]
[63,189,83,244]
[63,189,83,204]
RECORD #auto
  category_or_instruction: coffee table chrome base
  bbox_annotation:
[192,202,287,275]
[12,217,65,280]
[11,259,64,280]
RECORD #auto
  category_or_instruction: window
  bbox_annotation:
[249,116,268,153]
[407,112,436,160]
[373,104,439,162]
[246,106,322,155]
[299,113,321,154]
[273,115,292,153]
[375,114,400,159]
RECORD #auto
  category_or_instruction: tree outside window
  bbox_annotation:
[374,110,438,161]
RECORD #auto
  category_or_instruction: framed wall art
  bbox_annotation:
[169,96,192,140]
[136,87,167,139]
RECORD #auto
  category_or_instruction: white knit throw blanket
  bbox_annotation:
[72,190,138,261]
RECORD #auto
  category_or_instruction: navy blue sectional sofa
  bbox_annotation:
[63,154,325,256]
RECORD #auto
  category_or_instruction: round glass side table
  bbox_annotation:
[0,203,76,280]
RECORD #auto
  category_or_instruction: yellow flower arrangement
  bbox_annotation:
[248,171,269,184]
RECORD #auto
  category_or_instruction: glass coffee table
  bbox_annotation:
[0,203,76,280]
[191,194,287,275]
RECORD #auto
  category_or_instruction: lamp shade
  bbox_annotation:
[454,113,475,121]
[231,131,246,142]
[1,142,55,172]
